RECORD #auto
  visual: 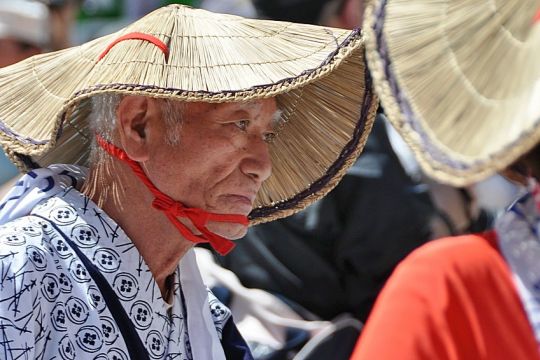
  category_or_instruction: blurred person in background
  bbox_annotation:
[0,0,51,198]
[0,0,49,66]
[351,0,540,358]
[36,0,82,49]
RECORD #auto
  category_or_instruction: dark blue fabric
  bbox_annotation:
[221,317,254,360]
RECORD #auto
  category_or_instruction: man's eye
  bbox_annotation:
[263,132,277,143]
[235,120,249,130]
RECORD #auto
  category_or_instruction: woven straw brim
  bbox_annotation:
[0,5,378,225]
[364,0,540,186]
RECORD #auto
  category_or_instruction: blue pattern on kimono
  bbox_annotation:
[0,166,252,359]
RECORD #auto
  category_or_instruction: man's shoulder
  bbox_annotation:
[0,215,59,268]
[1,213,52,239]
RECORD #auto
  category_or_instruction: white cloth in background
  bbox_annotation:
[195,247,332,351]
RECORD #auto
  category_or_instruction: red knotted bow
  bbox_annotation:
[95,134,249,255]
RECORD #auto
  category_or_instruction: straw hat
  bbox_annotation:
[363,0,540,186]
[0,4,377,225]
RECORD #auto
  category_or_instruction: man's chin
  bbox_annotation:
[205,222,248,240]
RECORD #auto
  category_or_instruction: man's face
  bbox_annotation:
[145,98,279,239]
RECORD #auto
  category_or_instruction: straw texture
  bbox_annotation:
[0,5,377,224]
[364,0,540,186]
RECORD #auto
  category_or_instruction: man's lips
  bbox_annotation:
[226,193,255,205]
[219,193,257,214]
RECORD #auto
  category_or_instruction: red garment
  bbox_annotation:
[351,232,540,360]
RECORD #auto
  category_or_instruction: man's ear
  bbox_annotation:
[116,96,151,162]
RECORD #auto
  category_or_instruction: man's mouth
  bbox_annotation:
[221,193,256,214]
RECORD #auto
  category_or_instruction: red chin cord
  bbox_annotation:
[95,135,248,255]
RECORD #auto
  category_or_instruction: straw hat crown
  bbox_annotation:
[0,4,377,224]
[364,0,540,185]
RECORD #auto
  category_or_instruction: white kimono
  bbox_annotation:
[0,166,245,359]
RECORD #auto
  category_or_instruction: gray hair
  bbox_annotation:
[83,94,184,207]
[87,93,184,165]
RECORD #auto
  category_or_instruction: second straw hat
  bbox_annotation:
[0,4,378,224]
[364,0,540,186]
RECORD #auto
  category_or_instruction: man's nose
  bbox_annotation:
[240,134,272,183]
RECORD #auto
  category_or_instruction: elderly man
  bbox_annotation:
[0,4,377,359]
